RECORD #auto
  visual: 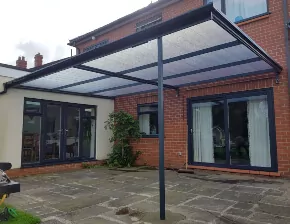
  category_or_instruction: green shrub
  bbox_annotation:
[107,143,141,167]
[105,111,141,167]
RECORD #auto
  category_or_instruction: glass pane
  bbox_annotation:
[44,104,61,160]
[66,107,80,159]
[22,115,41,163]
[225,0,267,22]
[84,108,96,117]
[192,101,226,163]
[82,117,96,158]
[139,113,158,135]
[206,0,222,11]
[228,95,271,167]
[139,105,158,113]
[25,101,41,113]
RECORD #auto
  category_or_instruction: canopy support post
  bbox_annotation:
[158,37,165,221]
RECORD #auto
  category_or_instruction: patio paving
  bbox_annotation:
[6,168,290,224]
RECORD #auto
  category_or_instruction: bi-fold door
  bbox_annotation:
[22,99,96,166]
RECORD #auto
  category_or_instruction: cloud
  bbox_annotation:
[15,41,49,68]
[14,41,71,68]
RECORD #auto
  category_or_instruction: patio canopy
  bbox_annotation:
[2,3,283,220]
[3,3,282,99]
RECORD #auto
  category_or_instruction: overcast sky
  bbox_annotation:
[0,0,158,68]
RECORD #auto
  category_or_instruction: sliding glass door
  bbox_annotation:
[188,89,277,171]
[22,99,96,166]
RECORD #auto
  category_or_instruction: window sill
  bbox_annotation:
[141,134,159,139]
[236,12,271,26]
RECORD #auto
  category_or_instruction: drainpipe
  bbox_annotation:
[283,0,290,93]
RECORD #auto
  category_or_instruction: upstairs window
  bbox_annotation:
[205,0,268,23]
[136,14,162,32]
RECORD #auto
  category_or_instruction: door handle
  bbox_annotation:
[64,129,69,136]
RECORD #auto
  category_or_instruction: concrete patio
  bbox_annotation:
[6,168,290,224]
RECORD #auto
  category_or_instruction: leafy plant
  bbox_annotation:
[106,144,141,167]
[105,111,141,167]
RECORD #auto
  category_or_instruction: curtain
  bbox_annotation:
[248,98,271,167]
[90,118,96,158]
[192,104,214,163]
[139,114,150,135]
[225,0,267,22]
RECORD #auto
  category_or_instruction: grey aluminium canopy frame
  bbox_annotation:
[3,3,282,220]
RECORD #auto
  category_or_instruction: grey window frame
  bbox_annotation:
[137,103,159,138]
[204,0,270,24]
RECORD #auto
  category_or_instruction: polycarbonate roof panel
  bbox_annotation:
[62,77,137,93]
[97,84,157,97]
[84,39,157,72]
[0,66,29,78]
[162,20,236,60]
[23,68,106,89]
[163,44,258,77]
[126,66,159,80]
[8,4,281,98]
[164,60,272,86]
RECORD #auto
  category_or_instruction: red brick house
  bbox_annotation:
[66,0,290,176]
[1,0,290,177]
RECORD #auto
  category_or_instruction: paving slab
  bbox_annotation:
[101,209,144,224]
[58,204,111,222]
[130,200,165,213]
[177,221,204,224]
[161,183,195,193]
[50,194,111,212]
[30,192,74,205]
[235,217,270,224]
[232,202,255,210]
[42,220,64,224]
[260,195,290,206]
[80,216,120,224]
[184,196,235,212]
[138,210,186,224]
[25,205,59,217]
[250,212,290,224]
[148,190,197,206]
[255,203,290,218]
[189,186,222,197]
[229,185,265,194]
[6,168,290,224]
[224,207,252,218]
[119,184,159,197]
[266,189,286,197]
[172,205,219,223]
[106,194,148,208]
[213,215,239,224]
[215,190,264,203]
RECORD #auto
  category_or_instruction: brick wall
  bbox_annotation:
[77,0,203,52]
[7,161,104,178]
[77,0,290,176]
